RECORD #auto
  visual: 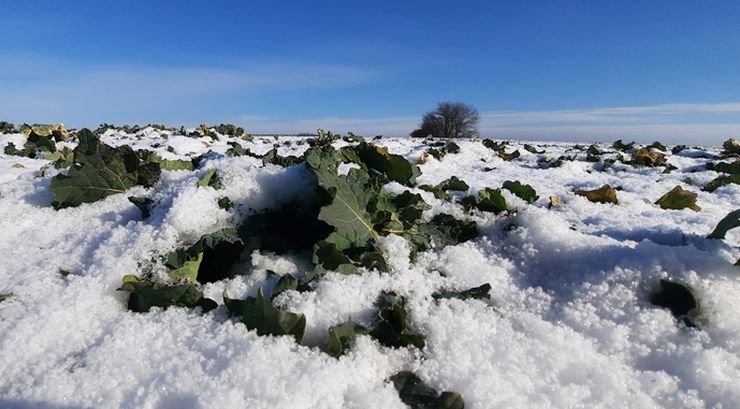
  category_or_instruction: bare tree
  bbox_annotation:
[410,101,480,138]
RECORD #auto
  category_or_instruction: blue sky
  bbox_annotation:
[2,0,740,142]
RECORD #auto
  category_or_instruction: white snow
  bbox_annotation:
[0,130,738,409]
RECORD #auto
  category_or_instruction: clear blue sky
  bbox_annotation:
[2,0,740,142]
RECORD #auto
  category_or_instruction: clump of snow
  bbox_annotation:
[0,131,738,408]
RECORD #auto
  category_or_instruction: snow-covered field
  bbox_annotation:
[0,128,738,409]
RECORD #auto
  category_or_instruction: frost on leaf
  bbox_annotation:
[655,186,701,212]
[390,371,465,409]
[575,184,619,204]
[224,288,306,343]
[707,209,740,239]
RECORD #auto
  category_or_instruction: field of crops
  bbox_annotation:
[0,124,738,409]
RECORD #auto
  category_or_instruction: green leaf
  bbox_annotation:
[419,176,469,200]
[160,159,195,171]
[271,273,299,300]
[197,169,222,189]
[26,131,57,153]
[437,176,469,192]
[703,174,740,192]
[135,150,163,187]
[650,279,699,328]
[217,196,233,210]
[655,186,700,211]
[575,184,619,204]
[433,283,491,301]
[707,209,740,239]
[409,214,477,252]
[119,275,217,313]
[502,180,539,204]
[481,139,507,152]
[477,188,508,213]
[4,142,32,157]
[128,196,154,219]
[0,293,13,303]
[50,129,157,208]
[612,139,635,152]
[261,148,304,167]
[166,251,204,281]
[354,142,420,185]
[322,320,369,357]
[524,144,544,154]
[224,288,306,343]
[306,148,378,251]
[165,228,243,283]
[712,161,740,175]
[369,292,425,349]
[672,145,687,154]
[390,371,465,409]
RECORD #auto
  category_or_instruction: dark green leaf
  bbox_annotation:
[322,321,369,357]
[502,180,539,204]
[650,279,699,328]
[369,292,425,349]
[703,174,740,192]
[224,288,306,343]
[128,196,154,219]
[50,130,157,208]
[523,144,544,154]
[707,209,740,239]
[354,142,420,185]
[476,188,508,213]
[165,228,244,283]
[612,139,635,152]
[671,145,686,154]
[217,196,233,210]
[433,283,491,301]
[481,139,507,152]
[271,274,299,300]
[713,161,740,175]
[390,371,465,409]
[119,275,217,313]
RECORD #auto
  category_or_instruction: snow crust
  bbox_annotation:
[0,129,738,408]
